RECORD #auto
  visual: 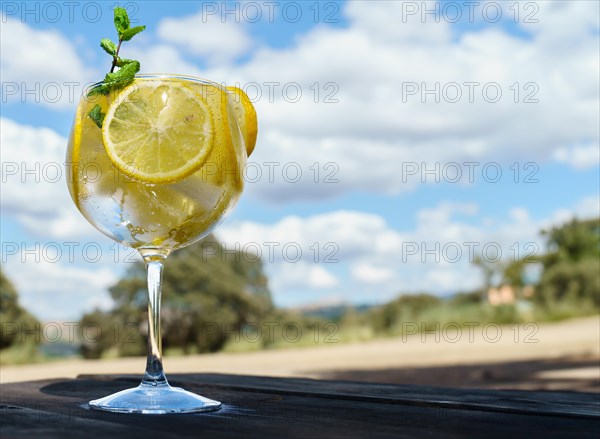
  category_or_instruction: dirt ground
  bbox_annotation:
[1,316,598,392]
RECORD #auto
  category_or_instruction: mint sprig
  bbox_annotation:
[88,7,145,127]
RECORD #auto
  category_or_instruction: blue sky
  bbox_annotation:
[1,1,599,320]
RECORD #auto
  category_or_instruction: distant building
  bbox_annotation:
[487,284,535,306]
[487,285,515,305]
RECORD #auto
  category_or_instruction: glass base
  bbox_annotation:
[89,382,222,414]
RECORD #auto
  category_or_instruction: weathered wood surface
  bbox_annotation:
[1,373,598,439]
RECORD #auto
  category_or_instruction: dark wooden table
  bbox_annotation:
[1,374,598,438]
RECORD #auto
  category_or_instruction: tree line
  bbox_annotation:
[1,217,598,359]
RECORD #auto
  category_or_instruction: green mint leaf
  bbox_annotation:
[113,7,130,38]
[88,104,105,128]
[121,25,145,41]
[88,61,140,97]
[103,61,140,91]
[115,58,136,67]
[100,38,117,55]
[87,84,109,96]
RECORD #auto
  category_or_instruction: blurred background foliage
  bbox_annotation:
[1,218,598,361]
[81,234,273,358]
[0,268,42,363]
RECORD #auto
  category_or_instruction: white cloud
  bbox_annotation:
[516,1,600,46]
[351,263,393,284]
[0,118,98,238]
[309,265,340,288]
[545,195,600,228]
[157,11,253,65]
[220,210,393,262]
[553,142,600,169]
[0,17,94,108]
[573,195,600,219]
[186,0,600,201]
[127,44,204,77]
[3,250,118,321]
[344,0,451,45]
[264,262,339,293]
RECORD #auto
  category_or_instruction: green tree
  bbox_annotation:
[542,218,600,266]
[0,267,41,349]
[537,218,600,306]
[538,259,600,306]
[79,310,121,359]
[370,293,441,333]
[79,235,273,358]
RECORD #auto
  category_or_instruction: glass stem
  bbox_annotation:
[142,254,168,386]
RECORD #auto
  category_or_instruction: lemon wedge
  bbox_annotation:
[102,80,215,184]
[226,86,258,157]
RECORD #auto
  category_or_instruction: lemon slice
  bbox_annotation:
[226,86,258,157]
[102,81,215,184]
[68,102,85,210]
